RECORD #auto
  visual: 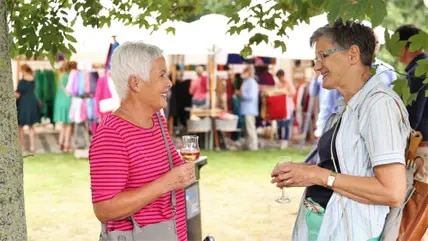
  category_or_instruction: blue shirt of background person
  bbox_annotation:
[239,74,259,116]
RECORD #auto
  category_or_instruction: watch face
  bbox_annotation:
[327,176,335,187]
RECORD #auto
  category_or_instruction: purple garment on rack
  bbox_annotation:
[66,70,79,96]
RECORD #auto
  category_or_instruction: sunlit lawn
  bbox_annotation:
[24,148,311,241]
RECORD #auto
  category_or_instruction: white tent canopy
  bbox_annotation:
[70,11,390,64]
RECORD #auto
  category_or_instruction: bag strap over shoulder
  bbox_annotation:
[372,91,424,176]
[156,112,177,213]
[100,112,176,239]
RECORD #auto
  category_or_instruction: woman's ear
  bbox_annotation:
[348,45,361,65]
[128,76,139,92]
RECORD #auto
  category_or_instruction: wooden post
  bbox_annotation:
[208,54,216,112]
[168,55,177,137]
[207,48,220,149]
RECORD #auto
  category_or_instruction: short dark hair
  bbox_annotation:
[310,18,375,67]
[276,69,285,78]
[20,64,33,75]
[395,24,421,47]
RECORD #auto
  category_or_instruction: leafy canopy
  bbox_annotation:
[6,0,428,104]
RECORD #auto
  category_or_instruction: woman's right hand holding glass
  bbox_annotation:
[161,162,196,191]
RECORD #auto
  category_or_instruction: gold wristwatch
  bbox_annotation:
[326,171,337,188]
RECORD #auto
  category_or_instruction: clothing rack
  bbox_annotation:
[13,60,58,88]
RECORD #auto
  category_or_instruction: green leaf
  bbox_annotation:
[249,33,269,45]
[407,93,418,105]
[370,0,387,27]
[400,84,411,105]
[327,0,342,24]
[10,41,18,58]
[240,45,252,58]
[415,60,428,77]
[344,0,370,20]
[47,54,55,67]
[63,26,74,33]
[424,77,428,84]
[273,40,286,53]
[392,78,407,95]
[65,34,77,43]
[425,89,428,97]
[408,32,428,52]
[310,0,325,6]
[58,44,71,56]
[370,66,377,75]
[385,31,406,57]
[165,26,176,35]
[68,44,77,54]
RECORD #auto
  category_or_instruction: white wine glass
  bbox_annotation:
[180,135,200,163]
[274,156,292,204]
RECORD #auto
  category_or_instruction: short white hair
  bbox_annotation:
[243,64,255,77]
[110,41,164,100]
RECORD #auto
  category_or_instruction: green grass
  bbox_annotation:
[24,148,311,241]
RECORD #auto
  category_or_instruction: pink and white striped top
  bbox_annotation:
[89,113,187,241]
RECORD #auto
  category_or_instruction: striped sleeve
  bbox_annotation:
[89,126,129,203]
[360,97,407,167]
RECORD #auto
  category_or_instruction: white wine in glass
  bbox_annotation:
[274,156,292,204]
[180,135,200,162]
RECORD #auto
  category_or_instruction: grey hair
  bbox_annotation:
[110,41,164,100]
[309,18,375,67]
[243,64,255,77]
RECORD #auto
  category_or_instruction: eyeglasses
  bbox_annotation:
[314,47,345,63]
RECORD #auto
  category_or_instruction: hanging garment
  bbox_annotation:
[94,75,112,121]
[77,71,85,97]
[66,70,79,96]
[89,71,99,96]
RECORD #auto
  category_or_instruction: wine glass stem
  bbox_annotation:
[281,188,285,197]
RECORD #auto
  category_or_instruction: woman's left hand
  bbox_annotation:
[271,162,324,188]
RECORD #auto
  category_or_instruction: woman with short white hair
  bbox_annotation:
[89,41,195,241]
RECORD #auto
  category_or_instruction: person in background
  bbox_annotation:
[53,61,77,153]
[238,65,259,150]
[395,24,428,187]
[290,60,309,143]
[226,70,235,112]
[89,41,195,241]
[272,19,409,241]
[15,64,41,155]
[275,69,296,149]
[231,73,244,141]
[189,65,207,107]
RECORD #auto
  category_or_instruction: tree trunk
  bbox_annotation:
[0,0,28,240]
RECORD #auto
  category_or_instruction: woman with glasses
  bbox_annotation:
[271,18,410,241]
